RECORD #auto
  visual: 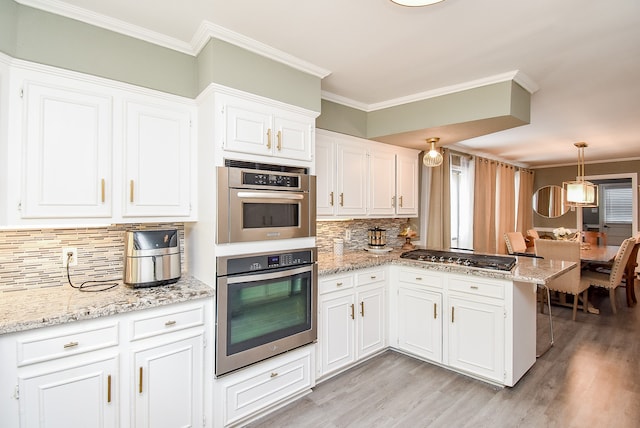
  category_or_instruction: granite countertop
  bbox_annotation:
[319,249,576,285]
[0,276,214,335]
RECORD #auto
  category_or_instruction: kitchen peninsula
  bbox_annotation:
[317,249,575,387]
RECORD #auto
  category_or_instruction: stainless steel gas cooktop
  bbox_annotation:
[400,249,517,272]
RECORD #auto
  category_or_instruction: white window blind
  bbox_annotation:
[603,185,632,223]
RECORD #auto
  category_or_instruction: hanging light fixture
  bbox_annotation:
[390,0,445,6]
[423,137,443,167]
[562,142,598,207]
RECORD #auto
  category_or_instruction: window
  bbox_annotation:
[602,184,632,223]
[449,154,474,250]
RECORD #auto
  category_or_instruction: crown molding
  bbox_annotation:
[16,0,195,54]
[191,21,331,79]
[323,70,539,112]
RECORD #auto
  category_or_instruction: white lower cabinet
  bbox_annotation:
[397,286,443,363]
[0,299,211,428]
[214,346,314,428]
[318,268,386,379]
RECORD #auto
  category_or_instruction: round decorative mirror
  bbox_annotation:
[532,185,569,218]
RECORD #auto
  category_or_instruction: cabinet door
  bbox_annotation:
[368,149,396,216]
[396,151,419,216]
[132,334,203,428]
[448,295,504,382]
[336,142,367,216]
[397,286,442,362]
[19,357,118,428]
[22,82,112,218]
[319,292,356,375]
[356,284,386,359]
[224,100,272,156]
[315,136,335,216]
[123,100,192,218]
[273,114,312,161]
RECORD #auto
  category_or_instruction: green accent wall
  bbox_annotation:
[366,81,529,138]
[197,39,320,112]
[316,99,368,138]
[1,0,321,109]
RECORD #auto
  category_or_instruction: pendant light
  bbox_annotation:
[390,0,445,6]
[562,142,598,207]
[423,137,443,167]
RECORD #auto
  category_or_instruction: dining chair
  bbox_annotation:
[582,231,607,246]
[527,229,540,240]
[579,236,636,314]
[504,232,529,255]
[534,239,587,321]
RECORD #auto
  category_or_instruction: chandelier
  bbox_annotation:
[390,0,445,6]
[423,137,443,167]
[562,142,598,207]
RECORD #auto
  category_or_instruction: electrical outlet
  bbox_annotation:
[62,247,78,267]
[345,229,351,241]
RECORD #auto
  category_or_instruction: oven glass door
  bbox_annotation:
[234,190,305,229]
[216,264,316,375]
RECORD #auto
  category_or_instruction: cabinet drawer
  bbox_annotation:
[130,304,204,341]
[398,269,443,288]
[17,322,119,366]
[319,274,354,294]
[356,269,385,286]
[223,348,313,426]
[448,277,504,299]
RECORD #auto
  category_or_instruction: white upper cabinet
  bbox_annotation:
[22,80,113,219]
[219,93,314,163]
[316,129,420,219]
[1,63,197,226]
[122,98,193,218]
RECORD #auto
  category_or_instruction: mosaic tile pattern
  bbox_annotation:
[0,223,185,292]
[316,218,416,253]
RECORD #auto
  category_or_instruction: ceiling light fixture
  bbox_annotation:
[390,0,445,6]
[562,142,598,207]
[423,137,443,167]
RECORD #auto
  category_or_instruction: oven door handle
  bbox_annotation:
[236,191,304,200]
[225,265,314,284]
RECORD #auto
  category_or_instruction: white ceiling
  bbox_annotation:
[21,0,640,168]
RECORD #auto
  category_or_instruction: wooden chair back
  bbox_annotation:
[582,231,607,246]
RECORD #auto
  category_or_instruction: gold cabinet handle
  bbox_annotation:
[101,179,105,203]
[336,282,343,287]
[360,301,365,317]
[392,196,395,207]
[339,192,344,207]
[433,303,437,319]
[370,276,377,279]
[165,320,176,326]
[451,307,455,323]
[107,375,112,403]
[270,372,278,378]
[63,341,79,349]
[329,191,334,206]
[416,277,423,281]
[139,367,143,393]
[350,303,355,320]
[129,180,134,203]
[399,196,404,208]
[470,285,479,290]
[266,129,272,149]
[277,130,282,151]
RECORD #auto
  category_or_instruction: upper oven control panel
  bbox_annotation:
[243,172,299,188]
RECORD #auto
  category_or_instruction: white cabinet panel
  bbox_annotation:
[396,150,419,216]
[123,100,192,218]
[397,286,442,362]
[368,148,396,216]
[336,141,368,216]
[315,136,336,216]
[357,284,386,359]
[320,291,356,374]
[23,81,112,218]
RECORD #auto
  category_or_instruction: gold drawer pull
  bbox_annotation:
[107,375,112,403]
[399,195,404,208]
[101,179,105,203]
[370,276,377,279]
[130,180,134,203]
[139,367,143,393]
[350,304,355,320]
[63,341,79,349]
[266,129,272,149]
[339,192,344,206]
[470,286,479,290]
[165,320,177,326]
[360,301,365,317]
[270,372,278,378]
[336,282,343,287]
[452,307,455,323]
[433,303,437,319]
[329,191,334,206]
[416,277,423,281]
[277,130,282,151]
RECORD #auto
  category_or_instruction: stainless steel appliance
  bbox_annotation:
[400,249,517,271]
[217,161,316,244]
[123,229,181,287]
[215,247,317,376]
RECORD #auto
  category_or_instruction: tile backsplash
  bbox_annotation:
[316,218,417,253]
[0,223,185,292]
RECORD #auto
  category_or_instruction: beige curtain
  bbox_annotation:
[426,149,451,249]
[496,163,516,254]
[517,169,535,233]
[473,158,497,253]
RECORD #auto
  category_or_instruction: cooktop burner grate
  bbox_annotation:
[400,249,516,271]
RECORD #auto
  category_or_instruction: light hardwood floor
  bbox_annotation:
[249,284,640,427]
